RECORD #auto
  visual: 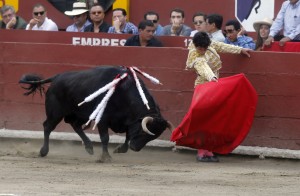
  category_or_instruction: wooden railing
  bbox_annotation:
[1,30,300,150]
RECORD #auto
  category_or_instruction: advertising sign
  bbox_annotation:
[235,0,274,32]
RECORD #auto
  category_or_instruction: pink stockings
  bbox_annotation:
[197,149,214,157]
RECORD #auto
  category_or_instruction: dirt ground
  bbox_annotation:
[0,137,299,196]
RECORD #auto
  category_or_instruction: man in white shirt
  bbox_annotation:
[265,0,300,46]
[26,3,58,31]
[206,14,225,42]
[190,12,207,37]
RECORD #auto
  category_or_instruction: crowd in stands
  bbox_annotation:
[0,0,299,49]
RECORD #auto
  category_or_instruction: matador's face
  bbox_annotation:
[196,47,207,55]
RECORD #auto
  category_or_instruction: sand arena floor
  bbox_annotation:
[0,137,299,196]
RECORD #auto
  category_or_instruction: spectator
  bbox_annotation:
[84,3,110,33]
[0,5,27,29]
[190,12,207,37]
[65,1,91,32]
[162,8,192,36]
[265,0,300,46]
[185,32,251,162]
[124,20,163,47]
[206,14,225,42]
[108,8,138,34]
[224,20,255,49]
[253,18,273,50]
[144,11,163,36]
[87,0,114,12]
[26,3,58,31]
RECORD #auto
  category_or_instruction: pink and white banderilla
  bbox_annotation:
[78,67,162,130]
[78,73,127,130]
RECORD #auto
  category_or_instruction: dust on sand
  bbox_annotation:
[0,137,299,196]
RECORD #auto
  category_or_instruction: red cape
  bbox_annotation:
[170,74,257,154]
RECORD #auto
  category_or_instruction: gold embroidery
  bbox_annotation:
[186,41,242,86]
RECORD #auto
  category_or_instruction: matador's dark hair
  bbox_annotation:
[193,32,211,48]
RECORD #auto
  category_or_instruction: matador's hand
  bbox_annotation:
[241,48,252,58]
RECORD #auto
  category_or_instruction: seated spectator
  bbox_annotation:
[108,8,138,34]
[26,3,58,31]
[124,20,163,47]
[65,1,91,32]
[144,11,163,36]
[0,5,27,29]
[265,0,300,46]
[206,14,225,42]
[253,18,273,51]
[190,12,207,37]
[87,0,114,12]
[84,3,110,33]
[224,20,255,49]
[162,8,192,36]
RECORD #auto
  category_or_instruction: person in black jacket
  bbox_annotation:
[0,5,27,29]
[84,3,110,33]
[124,20,163,47]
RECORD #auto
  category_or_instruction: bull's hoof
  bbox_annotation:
[85,144,94,155]
[129,145,142,152]
[40,147,49,157]
[113,144,128,153]
[96,154,112,163]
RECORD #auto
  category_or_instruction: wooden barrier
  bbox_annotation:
[262,41,300,52]
[1,31,300,150]
[0,30,190,47]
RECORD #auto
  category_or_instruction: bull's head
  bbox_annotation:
[129,116,174,151]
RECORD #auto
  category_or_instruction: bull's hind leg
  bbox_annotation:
[70,121,94,155]
[40,95,63,157]
[97,124,112,163]
[40,117,62,157]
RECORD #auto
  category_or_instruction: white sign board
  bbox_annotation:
[235,0,275,32]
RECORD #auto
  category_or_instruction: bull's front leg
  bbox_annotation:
[97,124,112,163]
[70,122,93,155]
[113,132,129,153]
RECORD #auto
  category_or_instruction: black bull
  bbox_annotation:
[19,66,173,162]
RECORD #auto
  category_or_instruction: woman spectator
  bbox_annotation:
[253,18,273,51]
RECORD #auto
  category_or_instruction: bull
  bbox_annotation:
[19,66,173,162]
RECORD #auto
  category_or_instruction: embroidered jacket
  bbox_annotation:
[186,41,242,86]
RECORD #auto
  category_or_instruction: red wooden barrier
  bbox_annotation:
[262,42,300,53]
[1,31,300,150]
[0,30,190,47]
[0,41,191,135]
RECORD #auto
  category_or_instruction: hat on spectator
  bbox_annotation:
[65,2,88,16]
[253,18,273,32]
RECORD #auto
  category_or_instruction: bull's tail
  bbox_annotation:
[19,74,55,96]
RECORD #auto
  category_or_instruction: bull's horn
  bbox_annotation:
[167,121,175,132]
[141,117,155,135]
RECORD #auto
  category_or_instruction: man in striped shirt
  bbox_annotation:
[108,8,138,34]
